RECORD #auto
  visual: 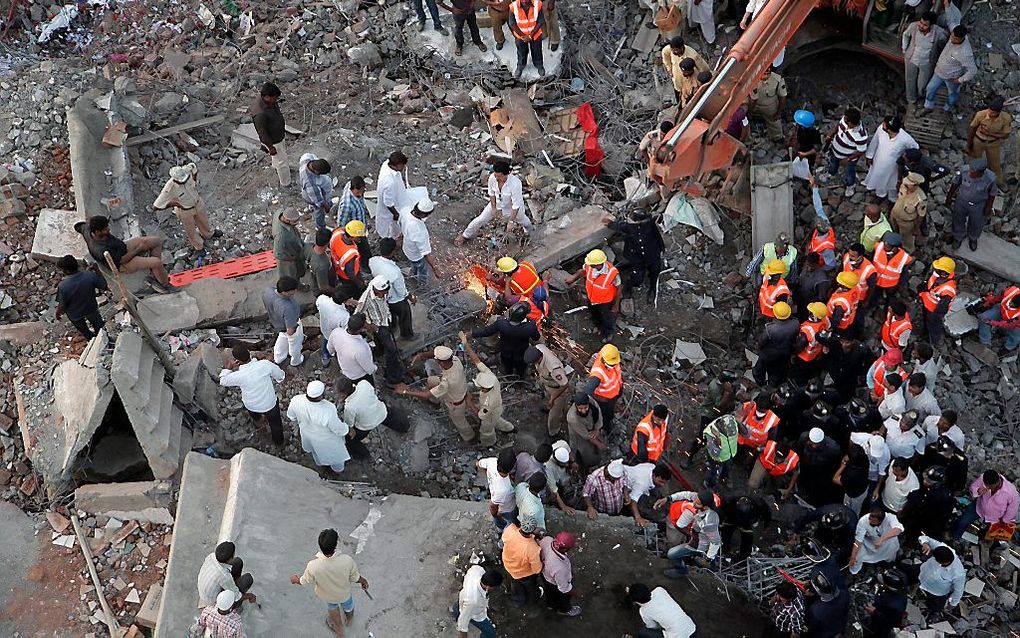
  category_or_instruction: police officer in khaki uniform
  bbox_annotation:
[966,97,1013,188]
[748,66,788,143]
[890,172,927,252]
[525,344,570,437]
[400,344,472,441]
[460,331,515,446]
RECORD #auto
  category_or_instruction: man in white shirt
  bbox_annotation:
[336,378,409,459]
[923,410,964,449]
[849,506,904,575]
[286,380,351,473]
[910,342,939,392]
[882,458,920,513]
[219,345,286,445]
[884,410,926,460]
[369,238,414,339]
[878,377,907,420]
[375,151,409,240]
[316,292,350,367]
[902,373,941,423]
[450,565,502,638]
[916,534,966,612]
[478,449,517,531]
[400,197,440,283]
[196,541,256,609]
[326,313,377,384]
[626,582,697,638]
[457,161,533,245]
[625,462,672,520]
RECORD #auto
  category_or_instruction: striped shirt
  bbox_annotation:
[336,189,369,228]
[831,117,869,159]
[196,553,240,607]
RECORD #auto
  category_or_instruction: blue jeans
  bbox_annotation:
[326,595,355,612]
[979,305,1020,350]
[412,0,443,28]
[493,511,516,533]
[827,152,859,187]
[450,603,497,638]
[410,258,432,286]
[704,458,731,488]
[924,75,961,111]
[951,501,980,539]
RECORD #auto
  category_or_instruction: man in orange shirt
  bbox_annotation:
[501,516,544,607]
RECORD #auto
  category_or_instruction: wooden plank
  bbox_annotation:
[126,114,225,146]
[750,162,793,251]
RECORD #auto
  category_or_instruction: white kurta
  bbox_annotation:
[375,162,409,239]
[286,395,351,470]
[688,0,716,45]
[863,128,919,200]
[854,513,904,565]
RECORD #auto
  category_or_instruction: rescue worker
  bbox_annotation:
[329,220,367,302]
[524,345,570,437]
[917,435,969,495]
[737,393,781,453]
[966,97,1012,188]
[508,0,546,80]
[889,173,927,252]
[758,259,792,319]
[748,65,788,143]
[458,161,533,243]
[701,415,739,489]
[469,302,539,378]
[860,204,894,254]
[899,465,955,544]
[872,233,914,309]
[917,256,957,345]
[842,243,878,307]
[880,300,912,352]
[566,392,605,470]
[582,343,622,434]
[867,347,908,402]
[826,337,875,403]
[748,439,799,500]
[805,216,836,270]
[661,36,710,103]
[791,302,830,383]
[565,249,621,340]
[806,571,851,638]
[827,271,861,337]
[946,158,997,251]
[791,505,857,564]
[863,568,908,638]
[656,489,723,578]
[719,494,772,561]
[495,256,543,307]
[753,300,800,387]
[273,207,306,282]
[460,332,515,446]
[602,208,665,304]
[399,345,471,442]
[795,253,832,321]
[679,370,737,469]
[152,163,221,260]
[977,284,1020,351]
[747,233,798,286]
[630,404,669,464]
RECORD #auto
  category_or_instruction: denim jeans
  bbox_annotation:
[666,544,701,574]
[704,458,731,488]
[412,0,443,28]
[827,152,859,187]
[410,258,431,285]
[924,75,962,111]
[978,305,1020,350]
[951,501,980,539]
[493,511,516,533]
[450,603,497,638]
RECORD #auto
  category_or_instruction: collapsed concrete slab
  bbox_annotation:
[526,205,613,272]
[30,208,88,261]
[67,94,135,235]
[172,343,223,420]
[0,321,48,346]
[74,480,173,514]
[954,232,1020,283]
[750,162,794,251]
[156,449,490,638]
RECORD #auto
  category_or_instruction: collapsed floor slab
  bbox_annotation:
[954,232,1020,283]
[30,208,88,261]
[526,204,613,272]
[750,161,794,251]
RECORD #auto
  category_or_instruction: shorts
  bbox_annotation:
[326,595,355,612]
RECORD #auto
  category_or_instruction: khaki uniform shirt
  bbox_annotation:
[476,362,505,420]
[153,167,202,210]
[750,73,787,113]
[676,72,702,106]
[534,344,568,391]
[971,110,1012,143]
[892,185,927,223]
[661,44,709,92]
[430,358,468,405]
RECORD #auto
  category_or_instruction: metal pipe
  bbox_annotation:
[666,57,738,147]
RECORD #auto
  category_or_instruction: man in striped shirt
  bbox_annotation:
[822,107,869,198]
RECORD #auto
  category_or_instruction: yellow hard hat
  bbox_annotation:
[344,220,366,238]
[764,259,787,275]
[807,302,829,319]
[585,249,608,266]
[932,256,956,274]
[836,271,859,289]
[599,343,620,365]
[496,257,518,273]
[773,301,792,320]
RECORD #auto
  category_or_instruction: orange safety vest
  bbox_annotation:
[871,361,907,399]
[758,278,790,317]
[808,228,836,255]
[329,230,361,280]
[796,317,829,362]
[872,243,913,289]
[668,500,695,529]
[589,354,622,400]
[881,310,912,351]
[524,295,548,325]
[584,263,620,305]
[738,401,779,448]
[630,410,668,461]
[842,254,877,292]
[919,273,957,313]
[510,0,543,39]
[508,261,542,296]
[826,287,859,330]
[1002,286,1020,321]
[759,441,800,477]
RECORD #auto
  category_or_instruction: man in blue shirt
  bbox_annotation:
[55,255,108,339]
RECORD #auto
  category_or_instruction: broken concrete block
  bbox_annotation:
[30,208,88,261]
[944,293,979,337]
[135,585,162,628]
[0,322,47,346]
[74,480,172,514]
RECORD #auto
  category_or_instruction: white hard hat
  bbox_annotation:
[434,345,454,361]
[370,275,390,290]
[476,370,497,390]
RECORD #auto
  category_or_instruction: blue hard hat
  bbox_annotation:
[794,110,815,128]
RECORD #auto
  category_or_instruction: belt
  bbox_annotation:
[975,136,999,144]
[448,396,467,406]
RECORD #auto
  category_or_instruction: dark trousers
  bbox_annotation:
[375,326,404,385]
[509,573,542,606]
[896,562,949,612]
[624,259,663,300]
[515,37,545,73]
[389,298,414,339]
[950,501,980,539]
[951,204,986,242]
[921,308,946,345]
[720,524,754,561]
[247,403,284,445]
[335,280,364,304]
[588,302,617,339]
[500,347,528,377]
[454,10,482,46]
[543,576,572,612]
[356,237,373,274]
[226,557,254,607]
[412,0,443,27]
[752,352,789,387]
[347,406,411,459]
[873,283,902,313]
[789,356,822,384]
[595,395,617,433]
[69,309,105,339]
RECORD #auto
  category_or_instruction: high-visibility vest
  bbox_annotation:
[589,354,622,399]
[808,228,836,255]
[509,261,542,296]
[872,243,913,289]
[796,317,829,362]
[668,500,695,529]
[919,273,957,312]
[329,230,361,280]
[523,294,549,325]
[758,278,790,317]
[759,243,798,275]
[585,263,619,305]
[842,254,877,293]
[881,310,912,351]
[738,401,779,448]
[1002,286,1020,321]
[510,0,543,39]
[631,410,668,461]
[870,361,907,399]
[759,441,800,476]
[826,288,859,330]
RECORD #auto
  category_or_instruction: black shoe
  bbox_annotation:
[496,41,504,51]
[551,43,559,52]
[952,239,964,250]
[211,229,223,238]
[513,67,523,80]
[416,21,425,32]
[435,25,449,36]
[455,45,463,56]
[475,41,488,52]
[968,238,979,251]
[535,67,547,78]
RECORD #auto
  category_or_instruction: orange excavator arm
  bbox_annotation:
[648,0,820,191]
